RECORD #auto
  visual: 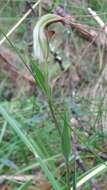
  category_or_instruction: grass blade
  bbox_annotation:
[14,180,31,190]
[0,105,61,190]
[71,162,107,190]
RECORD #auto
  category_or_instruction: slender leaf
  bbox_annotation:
[31,62,51,98]
[61,113,71,161]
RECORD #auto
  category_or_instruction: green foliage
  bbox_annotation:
[0,105,61,190]
[89,0,107,11]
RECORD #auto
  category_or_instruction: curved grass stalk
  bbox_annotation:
[71,162,107,189]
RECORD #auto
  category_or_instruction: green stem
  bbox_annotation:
[65,158,71,190]
[48,100,61,136]
[48,99,71,189]
[48,97,71,189]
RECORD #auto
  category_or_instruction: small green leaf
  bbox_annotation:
[31,62,51,98]
[33,14,63,63]
[61,113,71,161]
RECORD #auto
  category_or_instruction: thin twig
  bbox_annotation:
[48,100,61,136]
[0,0,41,46]
[0,175,34,183]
